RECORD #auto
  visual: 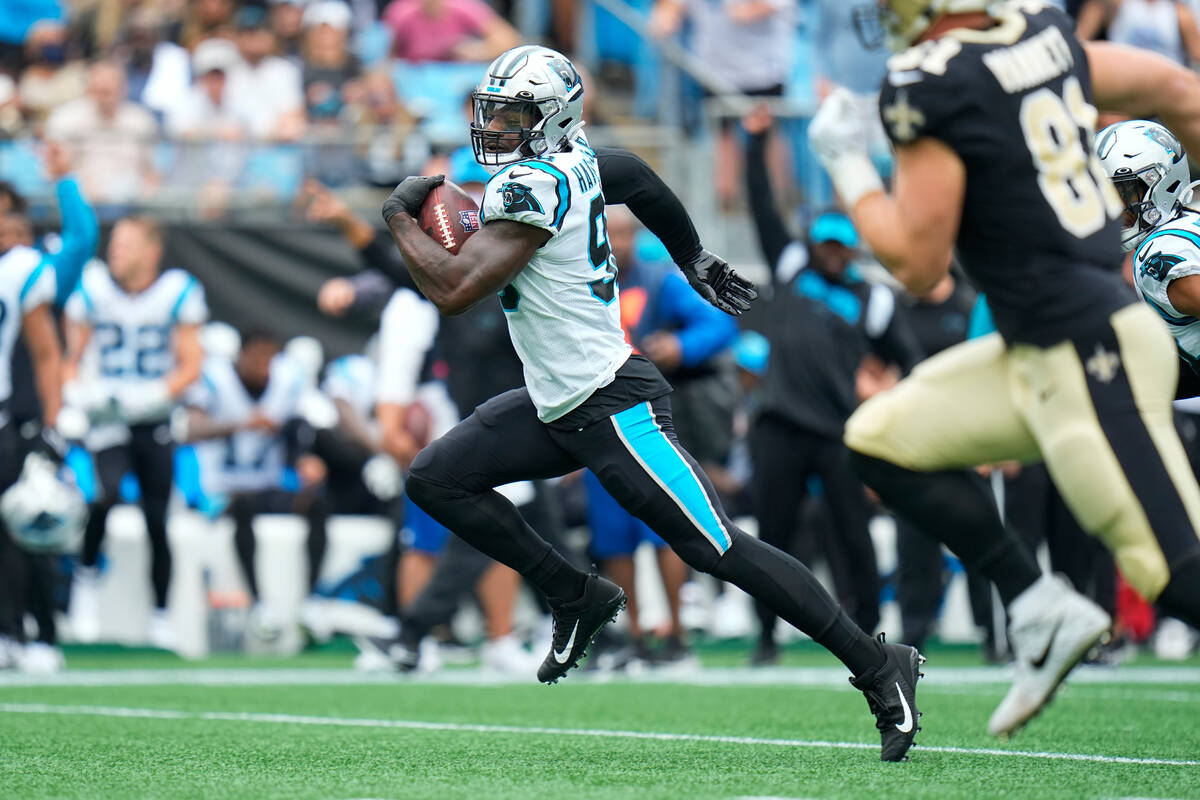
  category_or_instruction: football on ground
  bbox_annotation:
[419,179,481,254]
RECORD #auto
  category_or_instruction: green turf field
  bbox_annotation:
[2,644,1198,799]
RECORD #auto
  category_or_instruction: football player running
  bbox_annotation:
[1097,120,1200,399]
[383,45,925,762]
[809,0,1200,737]
[64,216,206,648]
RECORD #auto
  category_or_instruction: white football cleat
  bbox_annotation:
[148,608,176,651]
[0,636,21,669]
[988,574,1111,737]
[19,641,65,674]
[69,566,102,643]
[1153,617,1197,661]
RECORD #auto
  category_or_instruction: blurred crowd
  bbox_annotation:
[3,0,1200,675]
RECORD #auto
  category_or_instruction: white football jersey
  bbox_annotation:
[1132,206,1200,373]
[376,288,458,438]
[480,134,632,422]
[65,264,208,395]
[186,354,307,495]
[0,245,56,406]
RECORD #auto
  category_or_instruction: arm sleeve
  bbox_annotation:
[658,271,739,366]
[594,147,704,266]
[347,268,401,315]
[879,47,968,147]
[49,177,99,305]
[744,131,793,276]
[360,231,420,296]
[865,284,924,372]
[19,256,57,314]
[376,290,440,405]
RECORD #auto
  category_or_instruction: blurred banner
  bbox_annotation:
[159,223,378,358]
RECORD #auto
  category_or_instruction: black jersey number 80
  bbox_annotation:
[1019,76,1123,239]
[587,194,618,304]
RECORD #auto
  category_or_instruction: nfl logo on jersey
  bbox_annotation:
[459,210,481,232]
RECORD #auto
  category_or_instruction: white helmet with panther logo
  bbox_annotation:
[471,45,585,170]
[0,452,87,553]
[1097,120,1195,252]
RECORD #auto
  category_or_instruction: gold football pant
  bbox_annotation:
[845,303,1200,601]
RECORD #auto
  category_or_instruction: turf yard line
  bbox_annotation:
[3,702,1198,768]
[2,665,1198,688]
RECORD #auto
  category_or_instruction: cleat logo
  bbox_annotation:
[553,621,579,664]
[894,682,914,734]
[1030,618,1062,669]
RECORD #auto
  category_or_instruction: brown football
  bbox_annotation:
[418,179,481,255]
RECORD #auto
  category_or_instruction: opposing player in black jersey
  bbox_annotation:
[810,0,1200,736]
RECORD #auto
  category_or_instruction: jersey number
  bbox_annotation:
[95,323,172,377]
[587,194,618,304]
[1019,76,1123,239]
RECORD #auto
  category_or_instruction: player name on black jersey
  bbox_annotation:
[981,24,1074,94]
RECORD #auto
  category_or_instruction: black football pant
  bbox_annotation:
[81,423,174,609]
[406,389,883,676]
[229,488,329,600]
[750,414,880,643]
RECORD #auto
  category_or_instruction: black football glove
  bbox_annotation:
[679,249,758,316]
[381,174,445,225]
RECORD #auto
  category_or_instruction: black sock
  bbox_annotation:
[406,476,587,602]
[850,453,1041,606]
[712,534,884,676]
[1159,552,1200,628]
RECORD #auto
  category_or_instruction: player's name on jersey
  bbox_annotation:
[982,25,1074,95]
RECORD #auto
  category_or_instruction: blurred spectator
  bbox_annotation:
[226,5,306,141]
[382,0,520,62]
[743,109,922,662]
[110,8,192,124]
[45,60,158,207]
[270,0,308,63]
[342,69,420,185]
[650,0,796,207]
[302,1,360,123]
[0,74,21,137]
[176,0,238,49]
[0,0,63,74]
[815,0,888,96]
[166,38,247,214]
[17,20,87,126]
[1077,0,1200,65]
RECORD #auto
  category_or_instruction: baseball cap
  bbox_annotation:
[192,38,241,75]
[302,1,351,30]
[808,211,859,249]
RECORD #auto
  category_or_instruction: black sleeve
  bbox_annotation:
[870,294,925,374]
[360,230,420,294]
[595,147,703,266]
[346,270,398,316]
[745,131,793,275]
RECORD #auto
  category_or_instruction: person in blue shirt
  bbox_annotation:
[583,205,738,668]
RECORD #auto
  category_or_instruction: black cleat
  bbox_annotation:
[849,633,925,762]
[537,574,626,684]
[355,623,422,672]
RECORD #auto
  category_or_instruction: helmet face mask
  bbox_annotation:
[470,96,550,166]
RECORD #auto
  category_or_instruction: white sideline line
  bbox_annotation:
[1,702,1198,768]
[1,665,1198,688]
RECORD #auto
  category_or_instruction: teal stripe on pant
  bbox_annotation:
[610,402,731,554]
